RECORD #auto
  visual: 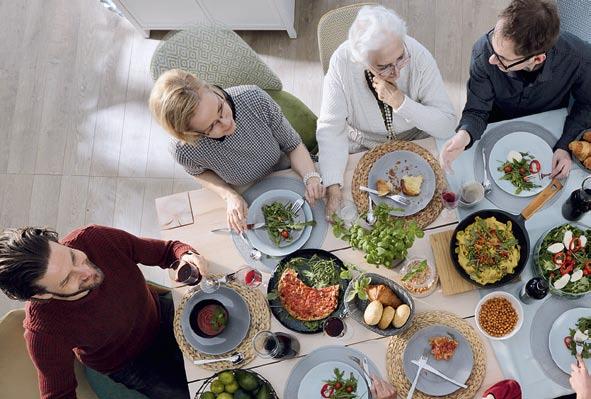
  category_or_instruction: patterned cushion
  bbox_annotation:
[150,26,283,90]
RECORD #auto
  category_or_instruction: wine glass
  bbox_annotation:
[441,188,459,209]
[228,266,263,288]
[169,259,219,292]
[322,315,353,340]
[338,199,358,227]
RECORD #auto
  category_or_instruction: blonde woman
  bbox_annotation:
[149,69,324,232]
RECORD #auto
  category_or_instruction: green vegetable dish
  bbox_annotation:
[332,203,424,268]
[565,317,591,359]
[536,224,591,296]
[262,201,315,246]
[497,152,541,194]
[320,368,360,399]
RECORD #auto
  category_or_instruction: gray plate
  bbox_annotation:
[368,150,436,216]
[403,325,473,396]
[246,189,313,257]
[344,273,414,336]
[284,345,381,399]
[180,286,251,355]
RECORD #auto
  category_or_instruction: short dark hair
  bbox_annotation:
[499,0,560,56]
[0,227,58,300]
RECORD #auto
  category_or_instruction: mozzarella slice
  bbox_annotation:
[507,151,523,163]
[580,236,588,248]
[553,274,571,290]
[572,269,584,282]
[547,243,565,254]
[574,329,589,343]
[563,230,573,249]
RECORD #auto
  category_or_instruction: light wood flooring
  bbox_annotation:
[0,0,508,314]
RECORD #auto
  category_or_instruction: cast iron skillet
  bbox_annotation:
[450,179,563,288]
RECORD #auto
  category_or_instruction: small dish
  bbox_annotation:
[399,258,438,298]
[475,292,523,340]
[458,181,485,208]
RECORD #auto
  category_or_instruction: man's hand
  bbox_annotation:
[180,252,209,277]
[440,130,471,173]
[325,184,342,222]
[570,354,591,399]
[551,148,572,179]
[372,75,405,109]
[226,193,248,233]
[370,376,397,399]
[305,176,325,206]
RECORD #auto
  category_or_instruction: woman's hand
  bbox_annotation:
[372,75,405,109]
[325,185,342,221]
[570,355,591,399]
[370,376,397,399]
[226,194,248,233]
[305,176,325,206]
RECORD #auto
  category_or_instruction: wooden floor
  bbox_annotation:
[0,0,508,314]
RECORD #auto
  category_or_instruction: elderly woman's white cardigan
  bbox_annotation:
[317,36,457,187]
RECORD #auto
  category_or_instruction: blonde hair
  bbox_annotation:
[149,69,211,143]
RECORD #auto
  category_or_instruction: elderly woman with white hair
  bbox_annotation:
[317,5,457,218]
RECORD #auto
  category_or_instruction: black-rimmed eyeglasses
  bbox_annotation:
[486,28,540,70]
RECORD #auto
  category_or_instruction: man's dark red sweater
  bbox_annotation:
[23,225,193,399]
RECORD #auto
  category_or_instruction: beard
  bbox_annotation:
[46,260,105,299]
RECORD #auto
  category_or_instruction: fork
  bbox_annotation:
[239,232,262,261]
[481,149,492,194]
[348,355,373,390]
[290,197,305,214]
[407,350,429,399]
[359,186,410,206]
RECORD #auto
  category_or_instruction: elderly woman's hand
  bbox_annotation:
[370,376,397,399]
[325,185,342,222]
[372,75,405,110]
[226,193,248,233]
[305,176,325,206]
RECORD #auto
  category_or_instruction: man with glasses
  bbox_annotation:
[317,5,456,219]
[441,0,591,179]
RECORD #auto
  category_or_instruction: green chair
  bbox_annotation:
[150,25,318,153]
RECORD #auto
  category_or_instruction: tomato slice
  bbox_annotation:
[320,384,334,398]
[529,160,541,174]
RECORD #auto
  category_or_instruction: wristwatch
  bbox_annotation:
[303,171,322,186]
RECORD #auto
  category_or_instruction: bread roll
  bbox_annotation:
[366,284,403,308]
[569,141,591,162]
[584,157,591,170]
[378,306,395,329]
[583,130,591,143]
[401,175,423,196]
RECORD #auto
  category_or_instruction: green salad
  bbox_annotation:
[261,201,315,246]
[320,368,359,399]
[497,152,541,194]
[537,224,591,295]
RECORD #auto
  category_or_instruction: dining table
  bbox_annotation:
[155,108,589,399]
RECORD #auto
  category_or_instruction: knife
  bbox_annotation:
[361,356,373,390]
[410,360,468,388]
[210,222,265,233]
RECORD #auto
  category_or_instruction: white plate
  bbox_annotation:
[489,132,552,197]
[549,307,591,374]
[246,189,313,257]
[297,360,369,399]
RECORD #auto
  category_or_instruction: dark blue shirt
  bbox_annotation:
[459,32,591,151]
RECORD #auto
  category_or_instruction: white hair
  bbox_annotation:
[348,5,407,64]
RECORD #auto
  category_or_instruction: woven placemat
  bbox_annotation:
[387,311,486,399]
[173,276,271,371]
[351,141,445,229]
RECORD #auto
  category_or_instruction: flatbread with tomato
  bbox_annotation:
[278,268,339,321]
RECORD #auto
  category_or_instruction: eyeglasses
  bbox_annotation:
[486,28,539,70]
[371,43,411,77]
[192,90,227,136]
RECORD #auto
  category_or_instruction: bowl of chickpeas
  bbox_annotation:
[475,292,524,340]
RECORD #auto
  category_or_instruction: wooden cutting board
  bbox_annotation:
[429,229,476,295]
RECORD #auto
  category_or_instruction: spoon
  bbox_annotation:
[193,352,244,366]
[240,232,262,261]
[366,194,376,225]
[481,149,492,194]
